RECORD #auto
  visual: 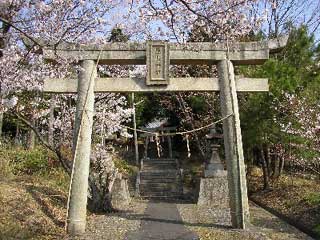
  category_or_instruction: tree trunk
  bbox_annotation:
[27,118,36,149]
[132,93,139,165]
[176,93,206,159]
[264,145,271,177]
[279,155,285,176]
[273,154,280,178]
[15,124,20,145]
[0,111,3,143]
[48,98,55,146]
[261,148,270,190]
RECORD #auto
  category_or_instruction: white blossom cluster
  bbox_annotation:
[277,93,320,172]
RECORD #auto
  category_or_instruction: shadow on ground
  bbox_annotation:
[25,184,67,227]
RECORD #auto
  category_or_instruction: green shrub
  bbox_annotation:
[0,145,57,175]
[35,168,70,191]
[12,148,51,174]
[0,151,13,179]
[0,143,63,177]
[0,143,17,178]
[304,192,320,205]
[114,158,136,176]
[313,224,320,236]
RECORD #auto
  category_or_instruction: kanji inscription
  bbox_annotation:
[146,41,169,85]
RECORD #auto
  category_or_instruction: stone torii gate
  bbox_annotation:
[43,37,287,235]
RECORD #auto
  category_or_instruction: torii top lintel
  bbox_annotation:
[43,36,288,66]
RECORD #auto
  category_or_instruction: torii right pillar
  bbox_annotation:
[218,59,250,229]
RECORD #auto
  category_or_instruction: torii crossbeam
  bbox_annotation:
[42,37,288,235]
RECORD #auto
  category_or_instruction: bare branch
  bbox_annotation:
[0,16,43,47]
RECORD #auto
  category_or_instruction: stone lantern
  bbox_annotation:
[197,125,229,206]
[204,125,227,178]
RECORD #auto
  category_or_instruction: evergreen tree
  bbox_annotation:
[240,26,320,182]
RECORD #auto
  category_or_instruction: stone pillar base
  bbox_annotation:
[111,177,131,210]
[66,221,86,236]
[197,175,229,206]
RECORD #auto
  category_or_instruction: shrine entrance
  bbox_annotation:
[141,126,175,159]
[43,37,287,235]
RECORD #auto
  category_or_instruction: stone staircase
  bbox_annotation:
[139,158,183,199]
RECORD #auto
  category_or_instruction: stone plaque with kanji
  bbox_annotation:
[146,41,169,85]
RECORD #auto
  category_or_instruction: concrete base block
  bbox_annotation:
[206,163,224,171]
[204,169,227,178]
[197,176,229,206]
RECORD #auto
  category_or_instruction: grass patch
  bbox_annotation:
[304,192,320,205]
[0,144,59,176]
[31,168,70,192]
[0,144,70,239]
[0,178,67,240]
[12,147,56,175]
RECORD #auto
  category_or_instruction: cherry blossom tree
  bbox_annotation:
[0,0,125,142]
[0,0,134,210]
[126,0,265,42]
[278,93,320,175]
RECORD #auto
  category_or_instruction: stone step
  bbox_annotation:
[140,183,179,190]
[140,189,182,195]
[143,160,177,165]
[140,170,177,175]
[140,169,179,178]
[140,180,178,185]
[141,169,177,174]
[140,178,178,184]
[143,161,177,166]
[140,188,180,194]
[144,158,176,162]
[140,181,178,186]
[138,157,182,199]
[140,175,179,183]
[142,165,177,171]
[140,192,183,199]
[143,162,176,166]
[142,167,177,170]
[141,172,177,176]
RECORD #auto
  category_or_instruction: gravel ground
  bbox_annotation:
[64,199,148,240]
[176,202,314,240]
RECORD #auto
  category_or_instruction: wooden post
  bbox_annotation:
[132,93,139,165]
[0,111,3,143]
[48,97,55,145]
[217,59,250,229]
[144,136,149,159]
[167,135,173,158]
[67,60,96,235]
[100,108,106,147]
[27,116,36,149]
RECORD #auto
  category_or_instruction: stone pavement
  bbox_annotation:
[125,201,199,240]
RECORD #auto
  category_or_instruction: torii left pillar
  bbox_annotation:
[67,60,96,235]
